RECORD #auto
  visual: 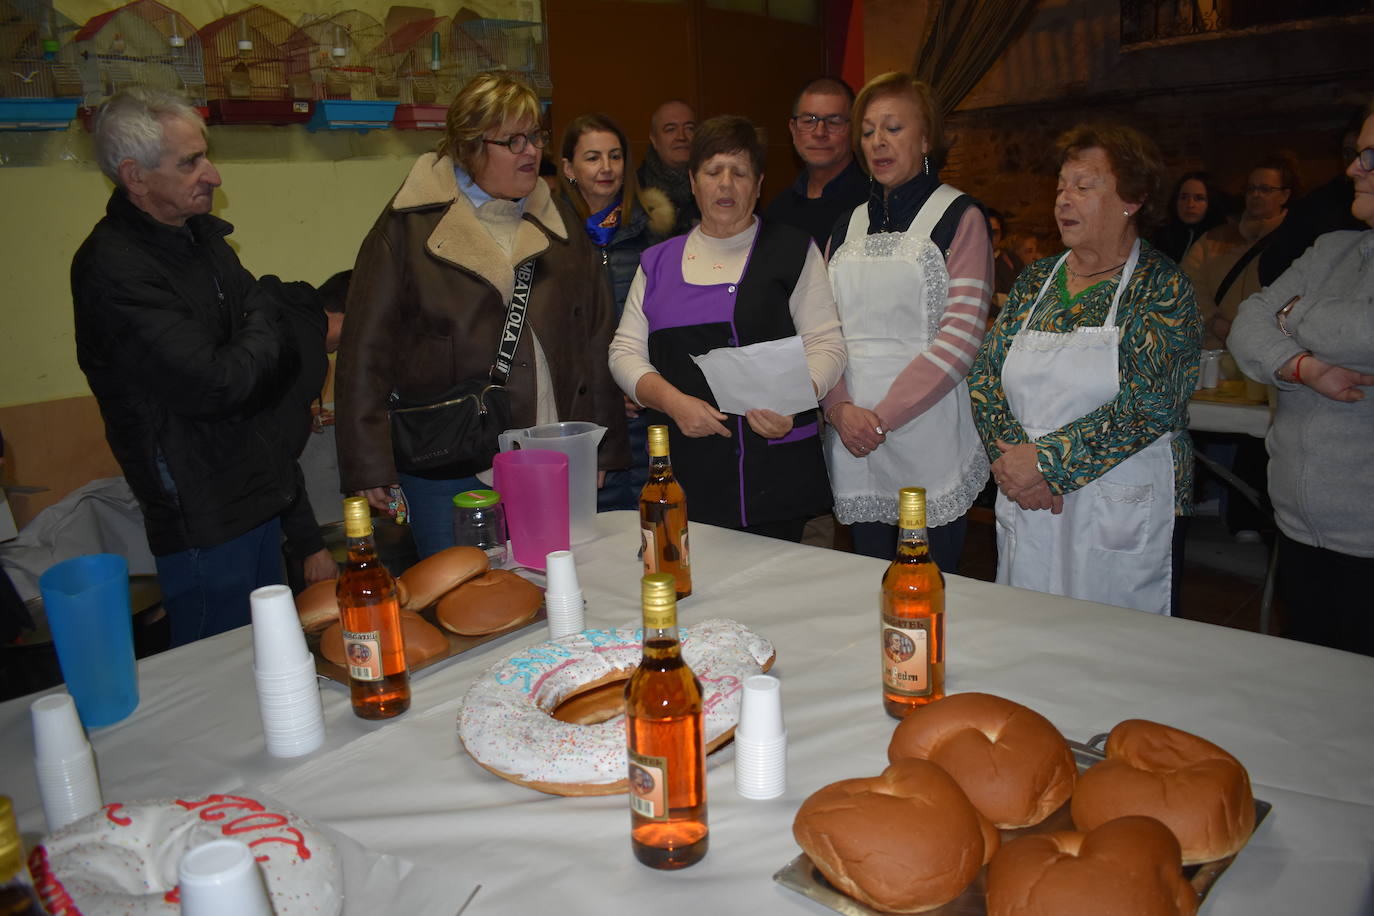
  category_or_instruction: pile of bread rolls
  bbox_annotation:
[294,546,544,669]
[792,692,1254,915]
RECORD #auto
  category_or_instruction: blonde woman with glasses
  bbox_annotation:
[336,72,628,558]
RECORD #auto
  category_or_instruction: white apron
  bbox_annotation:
[994,241,1175,614]
[826,185,989,527]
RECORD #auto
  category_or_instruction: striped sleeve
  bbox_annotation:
[873,206,995,431]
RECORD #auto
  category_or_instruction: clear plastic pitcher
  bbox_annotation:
[498,421,606,543]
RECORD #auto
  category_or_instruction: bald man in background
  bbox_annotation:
[637,99,700,237]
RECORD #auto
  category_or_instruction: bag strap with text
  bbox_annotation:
[489,258,536,387]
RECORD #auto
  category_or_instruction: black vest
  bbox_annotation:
[640,221,831,528]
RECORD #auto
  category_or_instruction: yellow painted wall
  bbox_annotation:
[0,0,533,408]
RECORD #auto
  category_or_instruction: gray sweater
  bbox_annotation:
[1229,230,1374,557]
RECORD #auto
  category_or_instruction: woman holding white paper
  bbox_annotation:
[609,116,846,540]
[821,73,994,567]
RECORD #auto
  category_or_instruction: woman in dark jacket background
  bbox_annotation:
[1151,170,1230,264]
[558,113,671,510]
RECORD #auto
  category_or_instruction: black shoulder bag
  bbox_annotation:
[388,259,535,478]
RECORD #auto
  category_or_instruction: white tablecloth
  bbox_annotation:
[3,512,1372,915]
[1189,398,1272,438]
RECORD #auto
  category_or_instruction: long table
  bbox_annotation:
[3,512,1372,914]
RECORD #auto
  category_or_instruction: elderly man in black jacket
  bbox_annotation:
[72,87,330,647]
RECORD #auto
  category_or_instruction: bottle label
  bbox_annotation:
[679,526,691,569]
[641,526,659,574]
[880,618,931,696]
[627,749,669,820]
[342,629,383,682]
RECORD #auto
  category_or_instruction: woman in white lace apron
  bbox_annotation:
[968,125,1202,615]
[821,72,994,569]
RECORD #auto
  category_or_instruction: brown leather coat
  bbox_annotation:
[336,153,629,490]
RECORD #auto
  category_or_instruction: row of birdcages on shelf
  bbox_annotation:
[0,0,550,131]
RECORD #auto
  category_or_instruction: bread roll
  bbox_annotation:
[887,692,1076,828]
[792,758,996,913]
[987,815,1199,916]
[397,546,490,611]
[1071,719,1254,864]
[319,612,448,669]
[294,578,341,633]
[435,570,542,636]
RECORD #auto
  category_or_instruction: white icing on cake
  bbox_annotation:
[457,618,774,791]
[28,795,342,915]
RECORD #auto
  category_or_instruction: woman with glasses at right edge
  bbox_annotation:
[1227,101,1374,658]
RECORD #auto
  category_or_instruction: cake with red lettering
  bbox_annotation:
[28,795,342,915]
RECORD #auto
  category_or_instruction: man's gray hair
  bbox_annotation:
[93,87,204,186]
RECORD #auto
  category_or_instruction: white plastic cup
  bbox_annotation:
[544,592,585,640]
[253,657,324,758]
[737,675,784,741]
[544,550,581,597]
[250,584,311,673]
[734,733,787,800]
[178,839,275,916]
[31,692,102,830]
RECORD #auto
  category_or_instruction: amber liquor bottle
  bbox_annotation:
[639,425,691,599]
[881,487,946,718]
[0,797,43,916]
[624,573,708,869]
[337,496,410,720]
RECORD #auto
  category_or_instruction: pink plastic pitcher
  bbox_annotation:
[492,449,570,570]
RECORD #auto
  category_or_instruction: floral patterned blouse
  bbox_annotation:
[968,241,1203,515]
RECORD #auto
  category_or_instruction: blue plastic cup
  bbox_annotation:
[38,554,139,728]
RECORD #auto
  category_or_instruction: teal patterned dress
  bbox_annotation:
[969,240,1202,515]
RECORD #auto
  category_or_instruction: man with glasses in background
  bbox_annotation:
[764,77,868,249]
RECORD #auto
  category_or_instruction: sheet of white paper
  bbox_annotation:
[690,336,815,416]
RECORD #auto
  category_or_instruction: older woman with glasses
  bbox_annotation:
[1182,153,1301,349]
[1228,103,1374,657]
[336,72,628,558]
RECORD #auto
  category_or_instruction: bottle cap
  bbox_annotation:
[647,425,670,458]
[0,796,22,882]
[641,573,677,630]
[342,496,373,538]
[453,489,500,509]
[897,486,927,530]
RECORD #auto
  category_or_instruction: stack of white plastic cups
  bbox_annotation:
[179,839,275,916]
[250,585,325,758]
[30,692,103,830]
[734,674,787,799]
[543,550,585,640]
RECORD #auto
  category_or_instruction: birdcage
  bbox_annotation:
[299,8,394,131]
[0,0,82,129]
[70,0,206,131]
[369,9,457,130]
[453,13,550,101]
[199,4,313,124]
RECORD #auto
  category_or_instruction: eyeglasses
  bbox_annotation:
[792,113,849,132]
[483,129,550,154]
[1245,184,1288,195]
[1352,148,1374,171]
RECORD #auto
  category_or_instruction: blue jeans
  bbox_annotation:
[398,472,484,560]
[598,413,649,512]
[155,517,284,648]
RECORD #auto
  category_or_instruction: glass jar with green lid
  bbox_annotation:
[453,489,508,567]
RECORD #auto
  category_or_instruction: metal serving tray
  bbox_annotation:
[310,568,548,684]
[773,737,1272,915]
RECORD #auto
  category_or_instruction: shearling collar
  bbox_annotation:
[391,152,568,302]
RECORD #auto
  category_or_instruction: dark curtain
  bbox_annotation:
[913,0,1040,117]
